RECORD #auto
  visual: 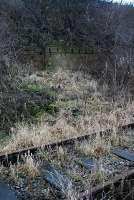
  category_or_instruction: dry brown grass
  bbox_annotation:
[76,137,111,158]
[9,154,40,182]
[75,129,128,158]
[1,68,134,154]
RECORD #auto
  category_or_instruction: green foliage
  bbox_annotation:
[53,100,80,117]
[22,83,57,99]
[20,82,59,119]
[27,103,59,119]
[23,84,44,92]
[0,81,59,130]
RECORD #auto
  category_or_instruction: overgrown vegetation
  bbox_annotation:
[0,0,134,199]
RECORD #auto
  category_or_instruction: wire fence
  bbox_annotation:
[46,43,134,55]
[46,47,96,55]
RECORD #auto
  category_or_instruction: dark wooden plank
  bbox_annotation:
[76,158,95,170]
[0,183,16,200]
[112,148,134,162]
[42,162,72,192]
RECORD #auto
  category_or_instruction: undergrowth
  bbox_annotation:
[0,68,134,153]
